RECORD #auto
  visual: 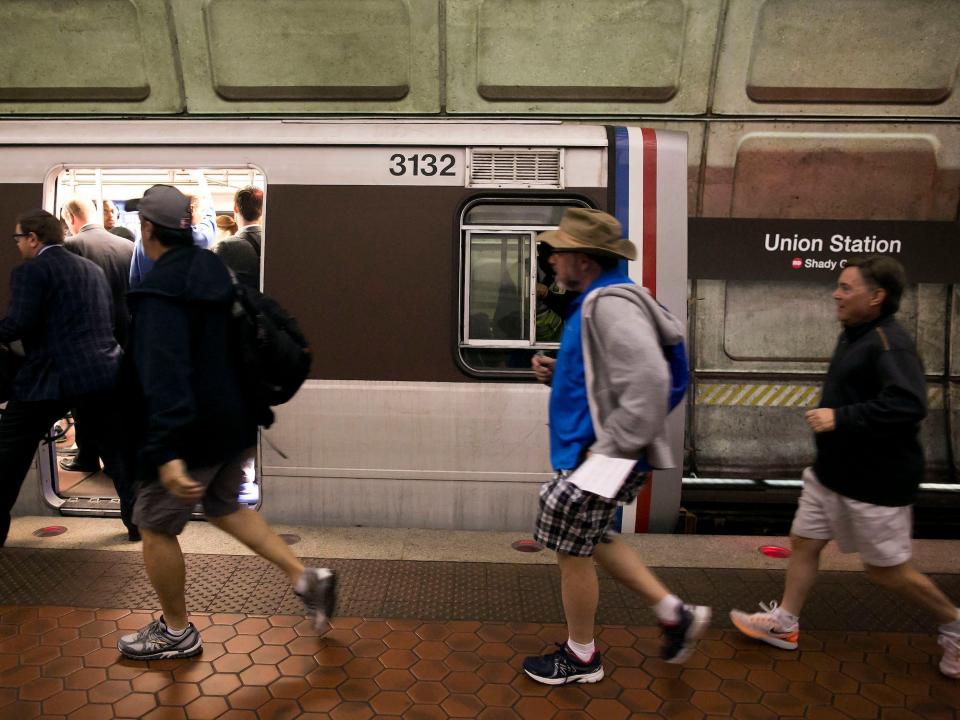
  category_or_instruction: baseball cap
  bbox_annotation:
[126,185,192,230]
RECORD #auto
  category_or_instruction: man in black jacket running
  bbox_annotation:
[116,185,335,661]
[730,256,959,679]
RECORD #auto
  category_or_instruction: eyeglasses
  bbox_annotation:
[12,232,30,243]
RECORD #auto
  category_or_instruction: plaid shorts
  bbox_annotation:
[534,466,648,557]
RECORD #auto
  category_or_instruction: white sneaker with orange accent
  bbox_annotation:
[729,601,799,650]
[939,633,959,678]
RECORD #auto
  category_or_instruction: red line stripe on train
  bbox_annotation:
[636,128,658,533]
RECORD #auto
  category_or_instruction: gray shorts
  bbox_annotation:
[133,448,253,535]
[791,467,912,567]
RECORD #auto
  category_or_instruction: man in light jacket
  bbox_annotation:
[522,208,710,686]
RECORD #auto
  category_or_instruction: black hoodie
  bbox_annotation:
[124,246,257,478]
[813,314,926,506]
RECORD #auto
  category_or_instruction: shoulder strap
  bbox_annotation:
[241,228,262,258]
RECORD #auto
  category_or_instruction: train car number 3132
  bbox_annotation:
[389,152,456,177]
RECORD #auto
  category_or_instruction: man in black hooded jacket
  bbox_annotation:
[730,256,959,679]
[116,185,336,661]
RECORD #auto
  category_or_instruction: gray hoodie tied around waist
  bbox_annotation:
[580,284,685,468]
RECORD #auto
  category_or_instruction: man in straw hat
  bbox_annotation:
[522,208,710,685]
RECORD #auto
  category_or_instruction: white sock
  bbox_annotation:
[295,567,332,593]
[940,609,960,636]
[295,570,312,593]
[566,638,595,662]
[772,607,799,630]
[164,622,188,636]
[653,594,683,624]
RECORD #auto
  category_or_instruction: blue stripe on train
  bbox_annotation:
[611,126,630,533]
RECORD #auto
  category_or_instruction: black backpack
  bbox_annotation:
[229,275,311,428]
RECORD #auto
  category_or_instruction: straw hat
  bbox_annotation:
[536,208,636,261]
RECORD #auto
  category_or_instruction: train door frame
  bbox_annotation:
[38,162,268,520]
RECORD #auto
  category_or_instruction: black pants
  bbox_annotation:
[71,406,100,469]
[0,393,135,546]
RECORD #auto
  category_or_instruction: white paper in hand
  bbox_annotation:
[567,453,637,499]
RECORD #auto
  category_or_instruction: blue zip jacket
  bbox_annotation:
[549,269,638,471]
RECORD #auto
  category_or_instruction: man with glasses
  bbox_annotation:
[0,209,124,545]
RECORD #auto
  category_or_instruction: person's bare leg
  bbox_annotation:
[557,553,599,644]
[207,507,305,583]
[780,535,830,616]
[141,529,188,629]
[592,536,669,605]
[864,562,960,625]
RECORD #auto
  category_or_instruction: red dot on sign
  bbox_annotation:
[511,539,544,553]
[760,545,791,559]
[791,258,802,269]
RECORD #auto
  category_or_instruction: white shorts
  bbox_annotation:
[790,467,912,567]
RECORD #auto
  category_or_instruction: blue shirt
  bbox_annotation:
[129,210,215,288]
[549,269,633,471]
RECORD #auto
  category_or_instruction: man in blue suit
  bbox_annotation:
[0,209,135,544]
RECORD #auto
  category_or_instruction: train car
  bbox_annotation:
[1,0,958,536]
[2,120,688,533]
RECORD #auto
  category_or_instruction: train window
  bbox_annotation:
[48,166,266,513]
[459,197,592,376]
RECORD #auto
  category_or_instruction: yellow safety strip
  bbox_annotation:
[696,383,944,410]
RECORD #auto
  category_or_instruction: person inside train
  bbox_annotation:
[213,185,263,291]
[128,170,216,287]
[535,242,576,342]
[0,209,130,545]
[522,208,709,685]
[59,199,136,494]
[103,199,135,241]
[730,255,960,680]
[116,185,335,661]
[213,214,238,245]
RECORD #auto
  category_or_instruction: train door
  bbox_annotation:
[43,166,266,520]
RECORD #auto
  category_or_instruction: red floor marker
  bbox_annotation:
[33,525,67,537]
[760,545,791,559]
[511,539,544,553]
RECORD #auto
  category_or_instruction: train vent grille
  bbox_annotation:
[468,148,563,188]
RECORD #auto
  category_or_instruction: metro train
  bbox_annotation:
[2,120,689,533]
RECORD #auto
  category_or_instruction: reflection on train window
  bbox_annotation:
[459,197,592,376]
[467,232,532,342]
[48,166,265,513]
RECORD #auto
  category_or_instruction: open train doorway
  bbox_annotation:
[44,166,266,519]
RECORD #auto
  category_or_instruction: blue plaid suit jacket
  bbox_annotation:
[0,245,121,401]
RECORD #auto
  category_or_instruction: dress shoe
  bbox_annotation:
[59,457,100,473]
[127,527,141,542]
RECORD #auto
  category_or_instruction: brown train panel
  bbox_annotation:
[0,184,44,310]
[264,185,605,383]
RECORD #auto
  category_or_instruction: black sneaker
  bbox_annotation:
[117,617,202,661]
[522,643,604,685]
[295,567,337,629]
[660,604,711,664]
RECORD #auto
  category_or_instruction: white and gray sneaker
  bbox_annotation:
[117,617,202,661]
[295,567,337,629]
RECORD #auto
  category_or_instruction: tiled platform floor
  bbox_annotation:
[0,605,958,719]
[1,547,958,718]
